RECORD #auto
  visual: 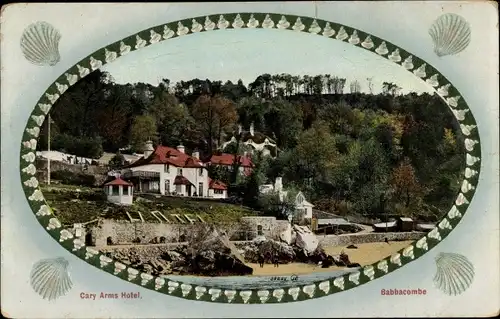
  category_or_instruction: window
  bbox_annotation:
[214,189,224,195]
[198,182,204,197]
[257,225,263,236]
[164,164,170,173]
[112,185,119,196]
[177,168,183,175]
[199,168,203,176]
[123,186,129,196]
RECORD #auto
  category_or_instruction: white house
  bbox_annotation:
[104,176,134,206]
[259,177,314,219]
[120,141,227,198]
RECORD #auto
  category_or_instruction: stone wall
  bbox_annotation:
[89,216,291,246]
[318,231,425,246]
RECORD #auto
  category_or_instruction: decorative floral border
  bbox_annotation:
[19,13,481,304]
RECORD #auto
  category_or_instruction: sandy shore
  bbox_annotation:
[248,240,414,276]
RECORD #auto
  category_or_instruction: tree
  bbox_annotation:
[129,114,158,151]
[109,151,126,170]
[389,157,422,210]
[382,82,402,96]
[349,80,362,93]
[192,94,238,154]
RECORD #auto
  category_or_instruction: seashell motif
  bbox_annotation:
[348,30,360,45]
[45,93,59,105]
[99,255,112,268]
[426,74,439,87]
[26,127,40,137]
[414,63,427,78]
[257,290,270,303]
[59,229,73,242]
[455,193,469,206]
[149,30,162,43]
[272,288,285,301]
[402,245,415,259]
[438,218,452,230]
[30,257,72,300]
[77,64,90,78]
[22,152,36,163]
[65,73,78,86]
[167,281,179,294]
[390,253,402,266]
[135,35,147,49]
[21,21,61,66]
[447,205,462,219]
[72,238,84,251]
[292,18,305,32]
[89,57,102,71]
[140,273,153,286]
[336,26,348,41]
[85,247,99,260]
[461,180,475,193]
[433,252,474,295]
[402,55,414,70]
[56,82,68,94]
[177,22,189,36]
[388,49,401,62]
[195,286,207,300]
[466,153,480,166]
[208,288,221,301]
[333,276,345,290]
[154,277,165,290]
[119,41,131,55]
[239,290,252,303]
[38,103,51,114]
[113,262,126,275]
[104,49,117,64]
[163,26,175,39]
[180,283,192,297]
[22,163,36,175]
[204,17,216,31]
[262,14,275,29]
[416,237,428,251]
[217,15,230,30]
[277,16,290,29]
[465,138,478,152]
[361,36,374,49]
[349,271,361,284]
[308,19,321,34]
[322,22,335,37]
[232,14,245,29]
[288,287,300,300]
[190,19,203,33]
[452,108,469,121]
[318,281,330,294]
[460,124,476,136]
[30,189,45,202]
[224,289,237,302]
[363,265,375,280]
[127,268,139,281]
[464,167,478,179]
[429,13,471,57]
[447,96,461,108]
[23,139,37,151]
[437,84,451,97]
[303,284,316,297]
[247,14,259,28]
[428,227,442,241]
[377,260,389,273]
[375,41,388,55]
[24,176,39,188]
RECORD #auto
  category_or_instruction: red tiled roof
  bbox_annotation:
[174,175,193,186]
[126,145,205,169]
[208,178,227,190]
[104,177,133,186]
[207,153,253,167]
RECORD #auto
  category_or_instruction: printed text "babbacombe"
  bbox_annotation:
[381,288,427,296]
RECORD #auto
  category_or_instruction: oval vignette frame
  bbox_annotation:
[19,13,481,304]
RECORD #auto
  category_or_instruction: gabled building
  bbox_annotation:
[205,152,254,176]
[120,141,227,198]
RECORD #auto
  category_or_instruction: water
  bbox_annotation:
[166,268,359,289]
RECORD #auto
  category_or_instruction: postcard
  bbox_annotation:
[1,2,499,318]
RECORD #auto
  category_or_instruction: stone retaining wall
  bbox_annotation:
[318,231,425,246]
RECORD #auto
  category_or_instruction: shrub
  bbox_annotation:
[51,170,96,187]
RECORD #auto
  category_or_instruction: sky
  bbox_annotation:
[102,28,434,95]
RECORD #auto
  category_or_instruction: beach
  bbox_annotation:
[247,240,414,276]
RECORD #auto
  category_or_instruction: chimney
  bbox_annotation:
[275,177,283,192]
[177,145,185,153]
[192,150,199,159]
[144,140,154,158]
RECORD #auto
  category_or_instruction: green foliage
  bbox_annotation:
[129,114,158,151]
[51,134,104,158]
[50,170,97,187]
[109,151,126,170]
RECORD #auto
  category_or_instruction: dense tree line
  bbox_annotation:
[39,70,465,221]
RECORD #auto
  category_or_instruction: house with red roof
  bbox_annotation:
[205,152,254,176]
[119,141,227,198]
